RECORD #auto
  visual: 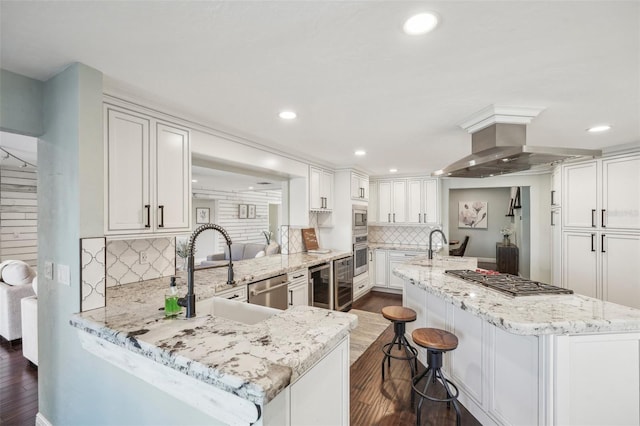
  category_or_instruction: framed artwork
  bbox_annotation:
[196,207,210,224]
[238,204,248,219]
[458,201,488,228]
[248,204,256,219]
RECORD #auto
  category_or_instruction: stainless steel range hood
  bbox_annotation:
[435,123,601,178]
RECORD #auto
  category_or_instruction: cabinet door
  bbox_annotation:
[156,122,190,231]
[373,250,387,286]
[602,155,640,230]
[350,173,361,199]
[369,183,378,223]
[563,162,597,228]
[423,179,438,224]
[388,252,417,289]
[378,181,392,223]
[106,108,150,232]
[309,167,322,209]
[551,166,561,207]
[288,283,309,308]
[321,170,333,210]
[392,180,406,223]
[602,233,640,309]
[361,176,369,201]
[551,210,562,287]
[406,180,422,224]
[563,232,599,298]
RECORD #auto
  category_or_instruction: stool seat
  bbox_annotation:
[412,328,458,351]
[381,306,417,322]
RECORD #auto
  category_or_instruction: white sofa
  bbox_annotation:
[21,295,38,365]
[0,281,35,341]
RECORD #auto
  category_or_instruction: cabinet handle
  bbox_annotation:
[591,233,596,252]
[424,213,427,223]
[158,205,165,228]
[358,284,365,290]
[601,209,606,228]
[551,190,556,206]
[393,213,396,223]
[228,294,240,300]
[289,290,293,306]
[369,251,373,262]
[293,274,304,279]
[551,211,555,226]
[144,204,150,228]
[601,234,606,253]
[591,209,596,227]
[388,213,391,223]
[418,213,421,223]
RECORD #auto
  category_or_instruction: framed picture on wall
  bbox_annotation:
[248,204,256,219]
[238,204,248,219]
[196,207,210,224]
[458,201,488,228]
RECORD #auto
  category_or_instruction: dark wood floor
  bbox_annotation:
[0,338,38,426]
[351,291,480,426]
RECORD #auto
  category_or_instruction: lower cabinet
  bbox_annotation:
[288,269,309,308]
[371,249,420,290]
[353,272,371,301]
[215,285,248,302]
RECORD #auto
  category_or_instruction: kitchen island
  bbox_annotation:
[70,251,356,426]
[394,255,640,426]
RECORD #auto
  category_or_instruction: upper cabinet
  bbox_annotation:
[563,154,640,230]
[350,171,369,201]
[310,166,333,211]
[105,104,191,236]
[370,177,439,225]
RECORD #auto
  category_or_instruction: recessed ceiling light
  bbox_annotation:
[355,150,366,156]
[248,186,254,190]
[191,179,198,183]
[279,111,297,120]
[403,12,439,35]
[389,168,398,173]
[587,124,611,133]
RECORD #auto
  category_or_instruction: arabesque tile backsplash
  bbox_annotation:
[106,237,175,287]
[368,225,443,247]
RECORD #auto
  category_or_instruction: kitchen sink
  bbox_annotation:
[197,296,282,325]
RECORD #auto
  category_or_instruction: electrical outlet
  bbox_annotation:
[139,251,148,264]
[57,264,70,286]
[44,261,54,280]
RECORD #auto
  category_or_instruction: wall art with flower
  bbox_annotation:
[458,201,488,229]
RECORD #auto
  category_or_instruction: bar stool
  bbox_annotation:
[381,306,418,380]
[411,328,461,426]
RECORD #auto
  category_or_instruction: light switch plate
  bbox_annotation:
[44,261,54,280]
[57,264,70,286]
[139,251,148,264]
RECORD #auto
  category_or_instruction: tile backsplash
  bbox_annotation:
[369,225,443,246]
[280,225,307,255]
[106,237,175,287]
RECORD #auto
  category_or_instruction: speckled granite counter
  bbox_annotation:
[368,242,433,251]
[70,251,357,407]
[393,255,640,335]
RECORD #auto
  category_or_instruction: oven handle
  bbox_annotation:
[250,281,290,297]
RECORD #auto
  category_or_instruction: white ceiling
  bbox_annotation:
[1,1,638,176]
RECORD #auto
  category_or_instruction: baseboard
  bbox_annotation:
[476,257,496,263]
[36,413,52,426]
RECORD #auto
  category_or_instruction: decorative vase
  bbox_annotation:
[503,236,510,245]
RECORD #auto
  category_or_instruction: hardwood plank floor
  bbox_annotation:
[351,291,480,426]
[0,338,38,426]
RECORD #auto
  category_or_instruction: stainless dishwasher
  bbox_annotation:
[248,274,289,310]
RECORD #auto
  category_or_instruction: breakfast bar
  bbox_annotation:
[394,255,640,426]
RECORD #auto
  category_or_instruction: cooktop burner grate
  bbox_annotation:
[444,270,573,297]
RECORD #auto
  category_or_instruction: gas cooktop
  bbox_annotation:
[444,270,574,297]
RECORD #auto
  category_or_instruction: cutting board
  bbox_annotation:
[301,228,319,251]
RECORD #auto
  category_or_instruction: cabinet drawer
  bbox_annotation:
[215,286,247,302]
[288,269,309,287]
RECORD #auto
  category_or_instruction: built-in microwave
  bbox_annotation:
[353,207,368,232]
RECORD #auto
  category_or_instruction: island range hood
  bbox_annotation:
[434,106,601,178]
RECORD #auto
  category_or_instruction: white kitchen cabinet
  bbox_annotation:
[406,178,439,224]
[550,166,561,207]
[563,154,640,230]
[376,180,406,224]
[550,209,562,287]
[368,182,378,222]
[350,171,369,201]
[388,251,419,289]
[309,166,333,211]
[215,285,248,303]
[353,271,371,301]
[287,269,309,308]
[563,231,640,308]
[373,249,387,287]
[105,105,191,236]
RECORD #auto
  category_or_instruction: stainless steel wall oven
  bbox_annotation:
[353,234,368,277]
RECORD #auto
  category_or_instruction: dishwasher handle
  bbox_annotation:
[250,281,290,297]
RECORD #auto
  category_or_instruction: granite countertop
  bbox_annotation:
[368,243,433,251]
[394,255,640,336]
[70,251,357,406]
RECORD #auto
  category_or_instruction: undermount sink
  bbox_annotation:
[197,296,282,325]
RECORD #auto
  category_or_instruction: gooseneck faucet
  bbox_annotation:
[428,229,448,260]
[178,223,235,318]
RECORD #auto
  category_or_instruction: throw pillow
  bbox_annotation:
[1,260,36,286]
[254,250,266,258]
